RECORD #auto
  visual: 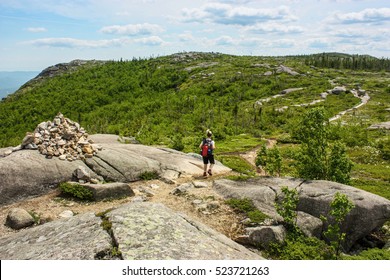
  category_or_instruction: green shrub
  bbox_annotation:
[219,155,256,175]
[266,234,334,260]
[139,171,159,180]
[322,192,355,259]
[170,135,185,151]
[225,198,268,224]
[275,187,299,231]
[59,182,93,201]
[342,248,390,260]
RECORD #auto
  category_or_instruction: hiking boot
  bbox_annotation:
[203,172,207,177]
[207,169,212,176]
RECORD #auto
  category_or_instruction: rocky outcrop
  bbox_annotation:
[367,121,390,130]
[0,202,263,260]
[213,177,390,250]
[0,150,101,206]
[276,65,300,76]
[107,202,263,260]
[0,212,112,260]
[331,86,347,94]
[0,134,231,206]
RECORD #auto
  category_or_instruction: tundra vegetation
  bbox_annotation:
[1,52,389,259]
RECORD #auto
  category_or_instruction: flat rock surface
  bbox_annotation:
[0,212,112,260]
[107,202,263,260]
[0,202,263,260]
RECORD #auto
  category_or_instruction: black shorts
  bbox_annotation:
[203,155,215,165]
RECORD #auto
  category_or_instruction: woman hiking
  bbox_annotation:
[199,129,216,177]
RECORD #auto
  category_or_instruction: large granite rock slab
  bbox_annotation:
[107,202,263,260]
[0,202,263,260]
[0,150,100,206]
[87,134,230,181]
[0,212,112,260]
[213,177,390,250]
[0,134,231,206]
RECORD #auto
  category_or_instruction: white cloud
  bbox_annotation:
[26,27,47,33]
[180,3,296,26]
[24,37,132,48]
[331,7,390,24]
[178,32,196,42]
[134,36,165,46]
[244,22,304,34]
[215,35,236,45]
[100,23,164,36]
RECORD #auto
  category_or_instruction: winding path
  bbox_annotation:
[329,90,370,122]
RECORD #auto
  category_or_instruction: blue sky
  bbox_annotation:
[0,0,389,71]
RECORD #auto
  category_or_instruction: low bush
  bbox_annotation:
[59,182,93,201]
[225,198,268,224]
[139,171,159,180]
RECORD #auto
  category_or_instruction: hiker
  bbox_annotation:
[199,129,215,177]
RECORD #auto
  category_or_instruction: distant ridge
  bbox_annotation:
[0,71,39,98]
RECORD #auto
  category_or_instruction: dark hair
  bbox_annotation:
[206,130,212,137]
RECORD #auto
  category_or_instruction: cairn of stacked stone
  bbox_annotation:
[21,113,100,161]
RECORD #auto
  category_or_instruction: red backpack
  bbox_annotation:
[201,138,213,157]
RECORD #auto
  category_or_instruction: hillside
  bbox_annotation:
[0,52,390,260]
[1,52,389,196]
[1,52,389,147]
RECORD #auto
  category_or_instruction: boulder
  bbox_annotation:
[245,225,287,249]
[159,169,180,184]
[296,211,323,238]
[106,202,263,260]
[58,210,74,219]
[193,181,208,188]
[213,177,390,250]
[82,182,134,201]
[296,180,390,250]
[170,182,194,195]
[276,65,299,76]
[0,150,101,206]
[73,166,91,182]
[0,212,112,259]
[5,208,35,230]
[331,86,347,94]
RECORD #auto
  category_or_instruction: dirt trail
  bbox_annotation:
[0,171,244,240]
[238,139,277,174]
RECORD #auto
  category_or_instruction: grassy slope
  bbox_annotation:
[1,52,389,198]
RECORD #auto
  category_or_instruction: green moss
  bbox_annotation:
[225,198,268,224]
[59,182,93,201]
